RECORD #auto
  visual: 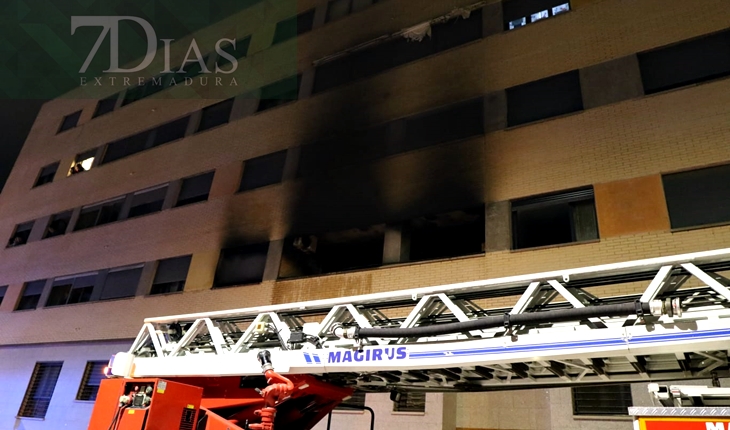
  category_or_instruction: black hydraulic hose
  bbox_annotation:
[355,300,651,339]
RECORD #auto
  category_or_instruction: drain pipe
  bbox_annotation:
[334,300,666,340]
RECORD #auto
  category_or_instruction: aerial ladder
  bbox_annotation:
[88,247,730,430]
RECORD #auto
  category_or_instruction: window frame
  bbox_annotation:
[18,362,63,419]
[15,280,46,311]
[0,285,7,307]
[8,221,35,248]
[150,255,192,295]
[99,265,144,300]
[93,94,118,118]
[76,361,107,402]
[34,162,60,188]
[127,184,169,219]
[73,197,126,231]
[58,111,82,134]
[176,171,215,207]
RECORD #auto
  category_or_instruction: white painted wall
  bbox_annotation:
[0,341,131,430]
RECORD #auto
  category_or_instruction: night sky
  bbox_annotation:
[0,100,46,193]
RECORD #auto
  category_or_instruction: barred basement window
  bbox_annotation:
[76,361,107,401]
[34,162,59,187]
[16,280,46,311]
[176,171,215,207]
[393,392,426,413]
[18,362,63,418]
[336,391,366,410]
[572,384,632,416]
[512,187,598,250]
[0,285,7,307]
[58,110,81,133]
[151,255,192,295]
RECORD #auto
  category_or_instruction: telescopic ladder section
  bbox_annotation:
[111,248,730,392]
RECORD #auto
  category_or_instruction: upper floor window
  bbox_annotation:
[16,280,46,311]
[34,162,59,187]
[68,149,96,176]
[127,184,168,219]
[239,150,288,192]
[512,187,598,250]
[663,164,730,230]
[176,171,215,207]
[100,265,143,300]
[93,94,118,118]
[0,285,7,307]
[272,9,315,45]
[58,110,81,133]
[101,130,152,165]
[215,242,270,287]
[408,207,485,262]
[45,273,97,307]
[197,98,234,133]
[8,221,34,247]
[257,75,302,113]
[18,362,63,419]
[74,197,125,231]
[572,384,631,416]
[43,210,72,239]
[503,0,570,30]
[151,255,192,295]
[153,116,189,147]
[218,36,252,66]
[506,70,583,127]
[326,0,380,23]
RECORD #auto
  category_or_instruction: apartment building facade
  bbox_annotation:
[1,0,729,428]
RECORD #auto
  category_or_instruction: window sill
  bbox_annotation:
[391,411,426,416]
[147,290,184,298]
[13,308,38,312]
[511,238,599,253]
[332,409,364,415]
[15,416,44,421]
[573,415,632,421]
[670,220,730,234]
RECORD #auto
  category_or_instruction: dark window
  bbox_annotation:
[153,116,190,147]
[45,274,96,307]
[218,36,252,67]
[93,94,118,118]
[74,198,125,231]
[512,187,598,250]
[76,361,107,401]
[34,162,59,187]
[197,98,234,132]
[573,384,631,415]
[272,9,315,45]
[18,362,63,418]
[215,242,270,287]
[326,0,352,22]
[58,111,81,133]
[408,207,485,262]
[393,392,426,413]
[663,164,730,229]
[507,70,583,127]
[239,150,288,192]
[100,266,143,300]
[257,75,302,112]
[43,211,72,239]
[400,97,484,153]
[639,30,730,95]
[297,125,389,177]
[122,75,167,106]
[279,227,384,278]
[336,391,366,410]
[128,185,168,219]
[101,131,151,164]
[69,148,97,175]
[503,0,570,30]
[176,171,215,207]
[8,221,34,247]
[16,280,46,311]
[313,9,482,94]
[151,255,192,295]
[0,285,7,307]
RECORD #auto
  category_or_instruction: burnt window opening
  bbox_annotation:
[58,110,81,133]
[34,162,59,187]
[512,187,598,250]
[326,0,380,23]
[239,150,288,192]
[663,163,730,229]
[572,384,632,416]
[393,392,426,413]
[336,391,366,410]
[0,285,6,307]
[18,362,63,419]
[272,9,315,45]
[16,280,46,311]
[197,98,234,133]
[407,207,485,262]
[8,221,34,248]
[74,198,125,231]
[639,30,730,95]
[313,9,482,94]
[68,148,97,176]
[176,171,215,207]
[93,94,118,118]
[154,116,190,147]
[257,75,302,113]
[297,125,389,178]
[101,130,152,164]
[76,361,107,401]
[399,97,484,154]
[151,255,192,295]
[43,211,72,239]
[127,185,168,219]
[506,70,583,127]
[214,242,270,288]
[279,226,385,279]
[45,273,96,307]
[503,0,570,30]
[100,266,143,300]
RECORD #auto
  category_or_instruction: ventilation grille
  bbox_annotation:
[179,408,196,430]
